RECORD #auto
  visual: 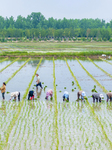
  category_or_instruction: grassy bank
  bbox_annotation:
[0,50,112,58]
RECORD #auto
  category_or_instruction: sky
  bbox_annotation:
[0,0,112,22]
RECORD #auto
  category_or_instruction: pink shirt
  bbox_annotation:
[46,89,53,97]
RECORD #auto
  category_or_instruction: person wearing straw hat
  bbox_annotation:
[63,91,69,101]
[106,92,112,102]
[92,93,104,103]
[77,91,86,100]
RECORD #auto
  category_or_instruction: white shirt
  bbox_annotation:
[37,76,40,83]
[10,91,19,99]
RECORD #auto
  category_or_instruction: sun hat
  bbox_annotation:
[82,91,86,97]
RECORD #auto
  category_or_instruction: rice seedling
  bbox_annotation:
[64,87,66,89]
[99,57,112,65]
[88,57,112,79]
[0,58,19,73]
[65,58,82,91]
[3,58,43,148]
[5,58,31,84]
[64,58,112,149]
[0,57,8,63]
[76,58,108,93]
[72,81,74,86]
[72,89,74,92]
[53,57,59,150]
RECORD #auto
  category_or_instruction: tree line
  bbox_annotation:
[0,12,112,29]
[0,12,112,41]
[0,28,111,40]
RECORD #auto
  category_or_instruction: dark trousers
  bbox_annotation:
[63,96,69,101]
[28,91,34,100]
[36,82,42,88]
[2,92,5,100]
[14,92,20,101]
[93,96,101,103]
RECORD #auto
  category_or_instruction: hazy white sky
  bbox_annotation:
[0,0,112,21]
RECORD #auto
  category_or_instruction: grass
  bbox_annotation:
[0,50,112,58]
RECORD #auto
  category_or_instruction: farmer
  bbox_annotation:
[45,89,53,100]
[36,73,43,89]
[63,91,69,101]
[92,93,104,103]
[28,90,34,100]
[0,82,6,100]
[9,91,20,101]
[77,91,86,100]
[106,92,112,102]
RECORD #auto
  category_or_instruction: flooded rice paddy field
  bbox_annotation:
[0,58,112,149]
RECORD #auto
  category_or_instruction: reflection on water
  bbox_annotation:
[0,100,6,115]
[76,101,85,113]
[107,102,112,110]
[92,103,101,111]
[28,101,35,109]
[36,88,42,99]
[46,100,53,109]
[63,101,69,109]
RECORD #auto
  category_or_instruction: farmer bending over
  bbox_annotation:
[36,73,43,89]
[106,92,112,102]
[0,82,6,100]
[92,93,104,103]
[45,89,53,100]
[9,91,20,101]
[63,91,69,101]
[28,90,34,100]
[77,91,86,100]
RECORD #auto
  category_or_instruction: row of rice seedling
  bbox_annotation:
[0,58,19,73]
[53,57,59,150]
[0,58,31,148]
[99,57,112,65]
[0,57,8,63]
[76,58,108,93]
[3,58,43,149]
[88,57,112,79]
[57,102,108,149]
[8,100,54,150]
[5,58,31,84]
[64,57,82,91]
[65,58,112,149]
